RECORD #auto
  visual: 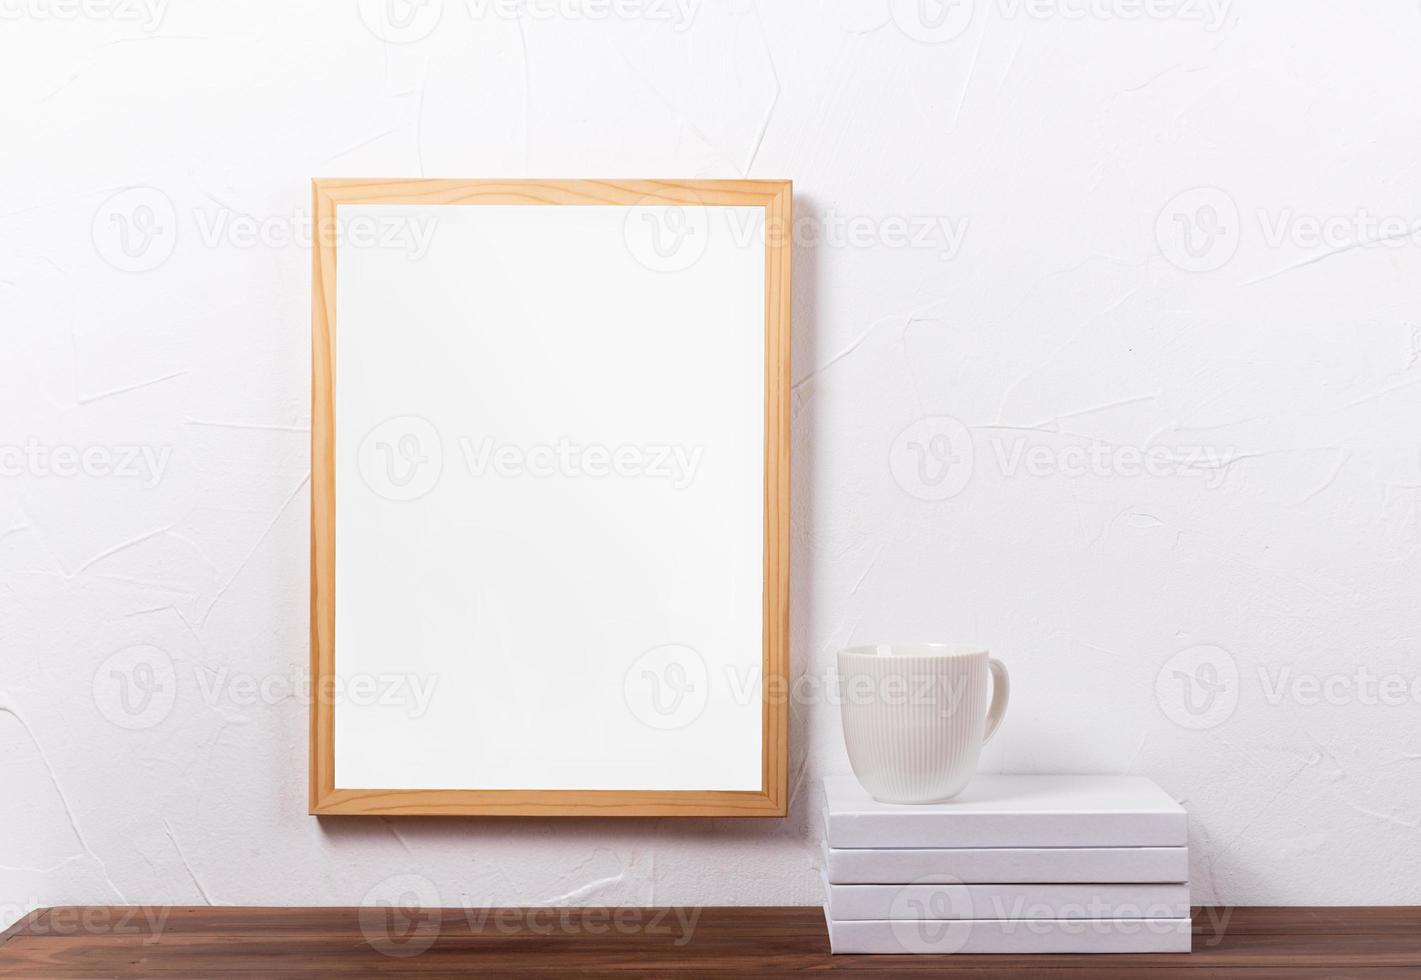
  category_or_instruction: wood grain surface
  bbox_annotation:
[4,906,1420,977]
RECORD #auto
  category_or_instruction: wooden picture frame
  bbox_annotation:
[310,179,791,816]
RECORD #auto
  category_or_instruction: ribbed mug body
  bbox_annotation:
[836,645,990,804]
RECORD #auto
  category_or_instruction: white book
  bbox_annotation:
[826,914,1192,955]
[822,841,1189,884]
[825,880,1190,921]
[824,774,1187,849]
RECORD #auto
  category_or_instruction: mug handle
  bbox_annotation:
[983,658,1010,743]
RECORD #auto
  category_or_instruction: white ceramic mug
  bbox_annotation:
[837,644,1009,804]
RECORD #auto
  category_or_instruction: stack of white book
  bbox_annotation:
[822,774,1191,954]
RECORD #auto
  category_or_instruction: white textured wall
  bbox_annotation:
[4,0,1421,925]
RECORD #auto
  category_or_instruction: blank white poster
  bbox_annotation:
[333,203,765,791]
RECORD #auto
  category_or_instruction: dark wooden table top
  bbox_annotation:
[2,906,1419,977]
